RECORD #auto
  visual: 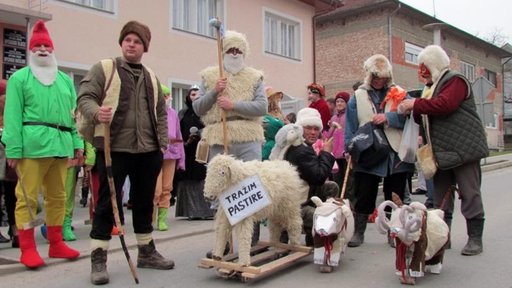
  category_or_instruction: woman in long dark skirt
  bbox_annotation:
[174,86,215,219]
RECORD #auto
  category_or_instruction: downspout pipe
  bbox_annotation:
[501,56,512,144]
[387,3,401,62]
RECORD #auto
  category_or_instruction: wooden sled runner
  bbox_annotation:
[199,241,313,282]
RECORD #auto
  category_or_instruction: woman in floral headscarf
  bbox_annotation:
[262,87,284,160]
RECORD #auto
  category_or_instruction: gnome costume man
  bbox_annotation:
[1,19,83,269]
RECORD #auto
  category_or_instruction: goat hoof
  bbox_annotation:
[320,265,333,273]
[400,276,416,285]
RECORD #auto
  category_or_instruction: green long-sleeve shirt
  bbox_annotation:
[1,67,84,159]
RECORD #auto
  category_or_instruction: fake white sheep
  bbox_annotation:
[203,154,308,266]
[311,196,354,273]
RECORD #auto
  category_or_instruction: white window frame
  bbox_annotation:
[170,82,199,111]
[60,68,87,92]
[404,42,423,65]
[57,0,115,13]
[264,9,302,61]
[172,0,224,38]
[484,69,497,87]
[460,61,475,82]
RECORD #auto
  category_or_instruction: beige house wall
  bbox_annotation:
[0,0,316,110]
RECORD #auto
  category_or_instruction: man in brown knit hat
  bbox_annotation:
[78,20,172,285]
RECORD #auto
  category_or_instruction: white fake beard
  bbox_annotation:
[223,54,245,74]
[29,51,58,85]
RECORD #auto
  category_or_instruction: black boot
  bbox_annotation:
[305,233,314,247]
[348,213,368,247]
[205,242,230,258]
[461,219,484,256]
[0,231,10,243]
[80,186,89,207]
[91,248,109,285]
[8,225,18,248]
[444,213,452,249]
[137,240,175,269]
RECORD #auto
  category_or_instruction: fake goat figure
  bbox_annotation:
[203,154,308,266]
[311,196,354,273]
[376,199,449,285]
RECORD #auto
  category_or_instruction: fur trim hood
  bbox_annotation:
[223,30,249,56]
[363,54,393,87]
[418,45,450,83]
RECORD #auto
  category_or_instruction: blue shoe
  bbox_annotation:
[40,224,47,240]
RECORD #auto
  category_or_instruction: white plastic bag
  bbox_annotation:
[398,114,419,163]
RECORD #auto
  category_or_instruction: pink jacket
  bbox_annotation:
[165,106,185,170]
[323,111,346,159]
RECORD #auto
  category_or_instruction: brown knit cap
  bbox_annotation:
[119,20,151,52]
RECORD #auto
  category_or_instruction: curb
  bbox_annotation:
[481,159,512,172]
[0,227,214,276]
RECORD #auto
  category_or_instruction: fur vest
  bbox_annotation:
[428,71,489,169]
[200,66,264,145]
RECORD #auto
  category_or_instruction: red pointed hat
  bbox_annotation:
[29,20,54,50]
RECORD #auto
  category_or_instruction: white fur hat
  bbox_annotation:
[296,108,323,130]
[363,54,393,87]
[418,45,450,83]
[223,30,249,56]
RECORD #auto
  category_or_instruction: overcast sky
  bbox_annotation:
[400,0,511,46]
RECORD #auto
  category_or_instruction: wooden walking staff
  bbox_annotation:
[103,123,140,284]
[339,159,351,199]
[209,17,234,254]
[209,17,229,154]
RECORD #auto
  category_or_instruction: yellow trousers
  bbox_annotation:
[15,158,68,229]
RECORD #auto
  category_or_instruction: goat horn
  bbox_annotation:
[410,202,427,211]
[402,215,422,243]
[376,200,397,234]
[399,205,414,226]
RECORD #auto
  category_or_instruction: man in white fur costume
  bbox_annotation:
[193,30,267,254]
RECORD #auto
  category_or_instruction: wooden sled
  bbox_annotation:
[199,241,313,282]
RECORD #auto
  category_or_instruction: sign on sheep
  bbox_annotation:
[220,175,272,226]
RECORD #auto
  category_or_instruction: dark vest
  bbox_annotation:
[429,71,488,169]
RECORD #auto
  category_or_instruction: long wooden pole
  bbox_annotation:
[104,123,139,284]
[213,19,229,154]
[339,157,352,199]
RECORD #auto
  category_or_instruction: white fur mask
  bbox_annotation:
[223,53,245,74]
[29,51,58,85]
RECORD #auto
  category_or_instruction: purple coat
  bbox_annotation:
[164,106,185,170]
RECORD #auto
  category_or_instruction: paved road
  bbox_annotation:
[0,165,511,288]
